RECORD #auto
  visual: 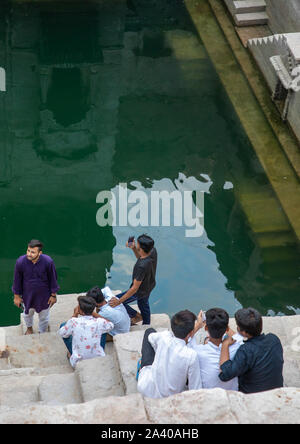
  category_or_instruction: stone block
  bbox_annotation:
[76,355,124,401]
[6,333,69,368]
[262,316,288,345]
[38,373,82,405]
[281,315,300,341]
[235,12,268,26]
[130,313,171,332]
[0,375,42,407]
[144,389,237,424]
[282,348,300,388]
[228,387,300,424]
[113,330,145,395]
[0,393,149,424]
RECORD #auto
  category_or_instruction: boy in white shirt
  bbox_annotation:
[188,307,243,390]
[137,310,203,399]
[58,296,114,368]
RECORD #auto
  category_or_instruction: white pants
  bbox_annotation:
[23,308,50,333]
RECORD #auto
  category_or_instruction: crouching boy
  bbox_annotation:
[58,295,114,368]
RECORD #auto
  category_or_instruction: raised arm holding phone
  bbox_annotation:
[109,234,157,325]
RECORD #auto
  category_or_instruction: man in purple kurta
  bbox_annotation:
[12,239,59,334]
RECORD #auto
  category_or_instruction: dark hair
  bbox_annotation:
[235,308,262,337]
[77,296,96,316]
[137,234,154,254]
[171,310,196,339]
[86,286,105,304]
[206,308,229,339]
[28,239,43,251]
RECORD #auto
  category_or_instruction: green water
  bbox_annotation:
[0,0,300,326]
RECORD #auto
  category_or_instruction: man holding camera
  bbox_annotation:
[109,234,157,325]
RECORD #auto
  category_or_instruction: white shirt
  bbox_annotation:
[58,315,114,368]
[98,287,130,336]
[137,330,202,399]
[188,333,244,390]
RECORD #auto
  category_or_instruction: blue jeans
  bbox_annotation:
[116,291,151,325]
[59,322,107,353]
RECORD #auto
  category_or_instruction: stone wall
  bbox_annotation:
[266,0,300,34]
[248,34,300,144]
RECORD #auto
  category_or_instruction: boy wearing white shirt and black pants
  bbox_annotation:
[137,310,203,399]
[188,307,243,390]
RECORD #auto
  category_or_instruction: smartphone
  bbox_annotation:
[202,311,206,322]
[128,236,135,246]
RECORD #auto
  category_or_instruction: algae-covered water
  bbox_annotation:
[0,0,300,326]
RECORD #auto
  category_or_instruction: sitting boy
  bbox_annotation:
[136,310,203,398]
[58,295,114,368]
[219,307,284,393]
[188,308,244,390]
[86,286,130,346]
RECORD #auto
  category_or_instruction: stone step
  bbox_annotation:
[75,354,125,402]
[233,0,266,13]
[113,330,145,396]
[38,373,82,405]
[283,350,300,388]
[0,374,43,407]
[6,332,70,369]
[256,231,296,249]
[261,246,299,264]
[0,371,82,407]
[235,12,268,26]
[237,191,291,235]
[0,365,74,377]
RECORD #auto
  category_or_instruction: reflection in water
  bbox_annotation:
[47,68,89,127]
[0,0,299,326]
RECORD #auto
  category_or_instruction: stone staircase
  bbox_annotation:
[224,0,268,27]
[0,293,300,423]
[0,292,171,409]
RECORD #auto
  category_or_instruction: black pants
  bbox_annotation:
[141,327,157,369]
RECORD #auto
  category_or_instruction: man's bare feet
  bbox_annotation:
[25,327,34,335]
[130,312,143,325]
[67,351,71,359]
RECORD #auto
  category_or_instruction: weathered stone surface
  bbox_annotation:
[262,316,289,346]
[281,315,300,342]
[0,325,22,338]
[228,387,300,424]
[0,375,43,407]
[144,389,237,424]
[265,0,300,34]
[145,387,300,424]
[113,330,145,395]
[282,349,300,388]
[0,393,149,424]
[38,373,82,405]
[0,365,73,377]
[130,313,171,332]
[6,332,69,368]
[76,355,124,401]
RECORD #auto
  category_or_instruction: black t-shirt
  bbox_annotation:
[131,248,157,299]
